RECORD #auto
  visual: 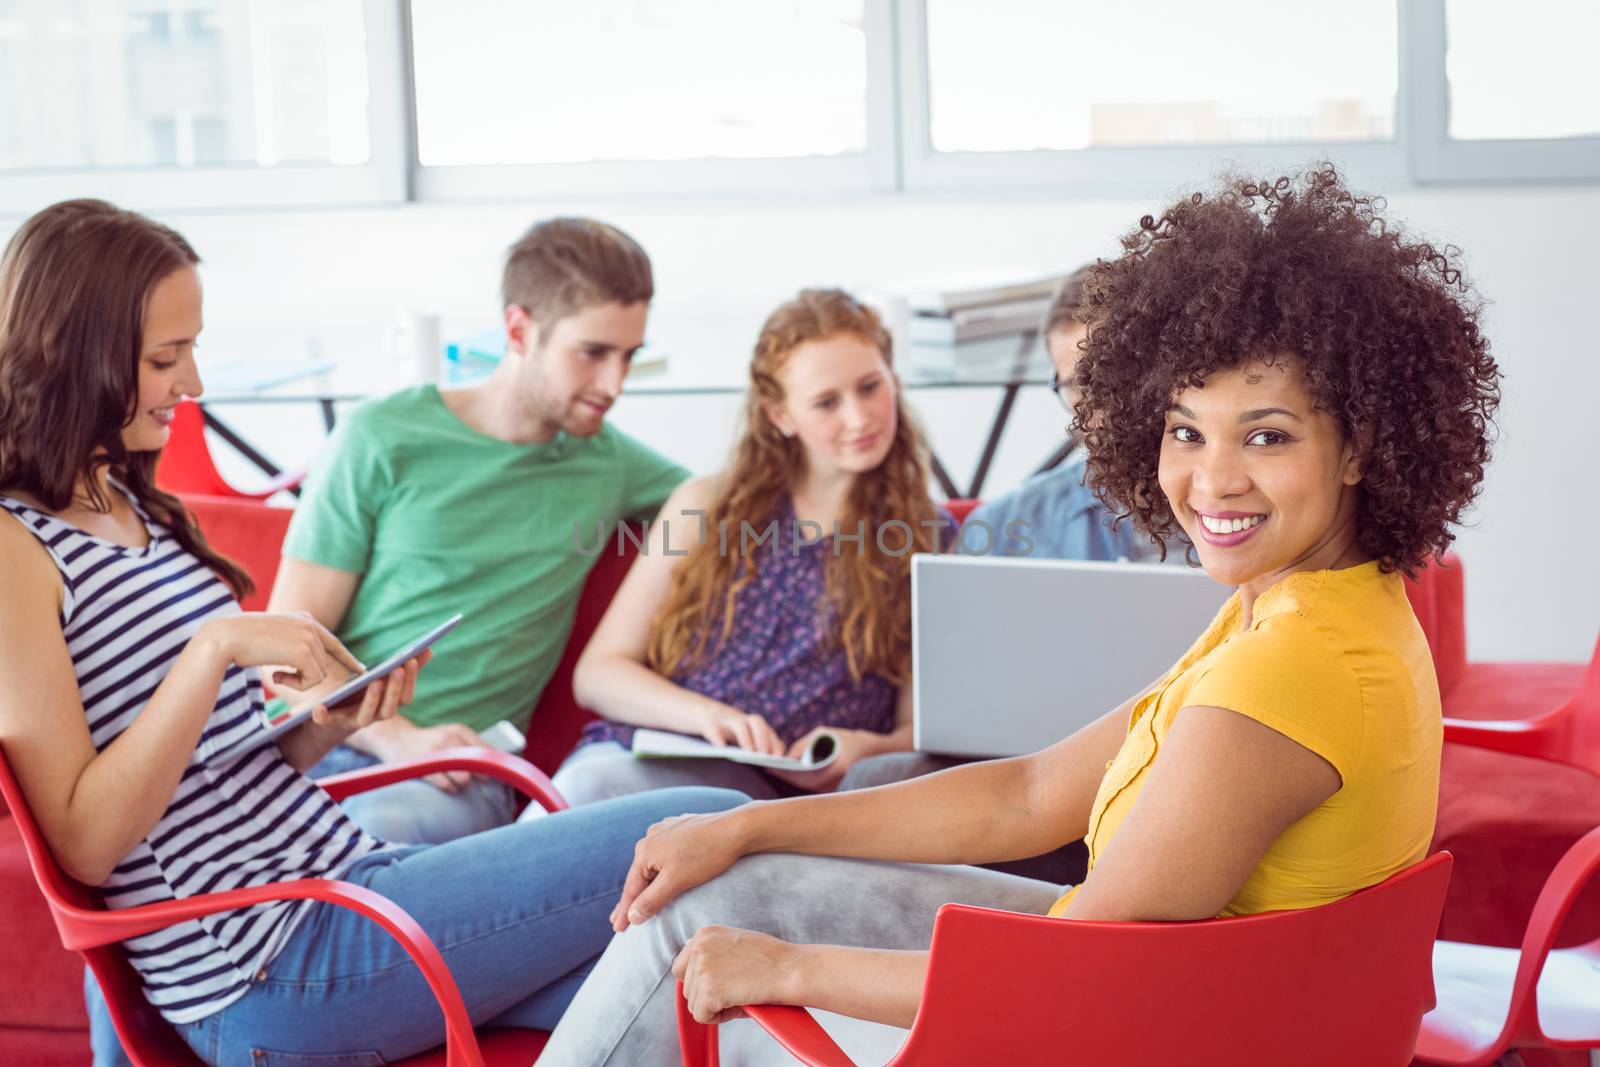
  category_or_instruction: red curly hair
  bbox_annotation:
[648,289,942,685]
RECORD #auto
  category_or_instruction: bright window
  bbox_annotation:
[409,0,869,166]
[1445,0,1600,141]
[0,0,371,172]
[923,0,1396,153]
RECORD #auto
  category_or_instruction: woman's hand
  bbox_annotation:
[201,611,365,691]
[768,727,881,793]
[308,651,426,730]
[271,650,431,771]
[697,703,786,756]
[674,926,805,1024]
[611,808,751,931]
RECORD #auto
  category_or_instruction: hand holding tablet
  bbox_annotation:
[218,614,463,762]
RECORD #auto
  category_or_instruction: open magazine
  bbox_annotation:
[631,727,839,772]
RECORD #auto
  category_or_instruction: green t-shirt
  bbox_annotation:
[283,385,688,734]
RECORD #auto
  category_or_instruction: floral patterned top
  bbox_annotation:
[577,499,947,751]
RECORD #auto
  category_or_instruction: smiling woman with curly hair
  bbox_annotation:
[1075,163,1500,575]
[537,166,1503,1067]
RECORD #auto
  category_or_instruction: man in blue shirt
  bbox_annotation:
[962,265,1150,563]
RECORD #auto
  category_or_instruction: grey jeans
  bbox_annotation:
[538,852,1066,1066]
[548,740,798,809]
[306,742,519,844]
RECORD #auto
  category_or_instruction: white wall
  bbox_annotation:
[4,181,1597,662]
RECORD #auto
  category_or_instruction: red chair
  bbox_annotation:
[155,399,305,500]
[179,493,295,612]
[521,525,643,774]
[1403,554,1471,697]
[1439,636,1600,779]
[677,854,1454,1067]
[1415,825,1600,1066]
[942,498,979,525]
[0,743,567,1066]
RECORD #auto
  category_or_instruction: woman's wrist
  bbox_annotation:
[776,941,823,1005]
[725,800,775,856]
[191,618,233,671]
[690,697,737,735]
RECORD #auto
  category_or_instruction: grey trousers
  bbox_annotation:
[548,740,795,809]
[306,742,519,844]
[537,852,1066,1066]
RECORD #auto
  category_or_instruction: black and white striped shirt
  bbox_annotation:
[1,489,383,1024]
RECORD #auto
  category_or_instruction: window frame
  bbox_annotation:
[0,0,411,216]
[893,0,1411,195]
[1404,0,1600,184]
[4,0,1597,217]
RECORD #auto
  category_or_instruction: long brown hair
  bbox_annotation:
[0,199,253,598]
[648,289,942,685]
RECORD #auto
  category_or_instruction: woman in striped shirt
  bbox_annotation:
[0,199,744,1066]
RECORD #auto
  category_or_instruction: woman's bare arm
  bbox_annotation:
[1060,705,1340,921]
[0,522,228,884]
[572,476,785,754]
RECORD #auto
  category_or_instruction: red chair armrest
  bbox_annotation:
[1503,823,1600,1046]
[1441,711,1568,764]
[745,1006,858,1067]
[317,746,569,813]
[62,877,486,1066]
[675,980,857,1067]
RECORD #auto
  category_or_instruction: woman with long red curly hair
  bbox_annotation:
[549,288,947,806]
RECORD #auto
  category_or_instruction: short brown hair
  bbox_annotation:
[1043,264,1095,336]
[501,217,653,331]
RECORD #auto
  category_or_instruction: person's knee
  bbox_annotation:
[652,851,800,936]
[608,786,748,830]
[668,786,748,816]
[553,752,661,807]
[839,752,944,792]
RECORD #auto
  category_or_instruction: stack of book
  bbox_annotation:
[908,272,1068,345]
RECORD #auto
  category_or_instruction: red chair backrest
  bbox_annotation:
[943,498,979,525]
[1403,553,1468,696]
[896,853,1453,1067]
[155,400,235,498]
[0,746,204,1064]
[179,493,294,612]
[521,528,644,775]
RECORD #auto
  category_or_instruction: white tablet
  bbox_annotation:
[215,613,463,762]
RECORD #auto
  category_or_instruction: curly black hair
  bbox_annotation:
[1074,164,1501,576]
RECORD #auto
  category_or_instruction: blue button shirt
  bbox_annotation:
[960,453,1148,562]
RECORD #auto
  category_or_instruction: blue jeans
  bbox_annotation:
[91,787,743,1067]
[86,745,536,1065]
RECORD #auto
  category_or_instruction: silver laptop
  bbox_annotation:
[911,555,1228,758]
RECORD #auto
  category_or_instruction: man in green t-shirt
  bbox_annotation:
[269,218,689,844]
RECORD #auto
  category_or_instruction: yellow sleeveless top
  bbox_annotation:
[1049,561,1441,918]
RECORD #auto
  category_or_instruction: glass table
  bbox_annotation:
[196,316,1062,501]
